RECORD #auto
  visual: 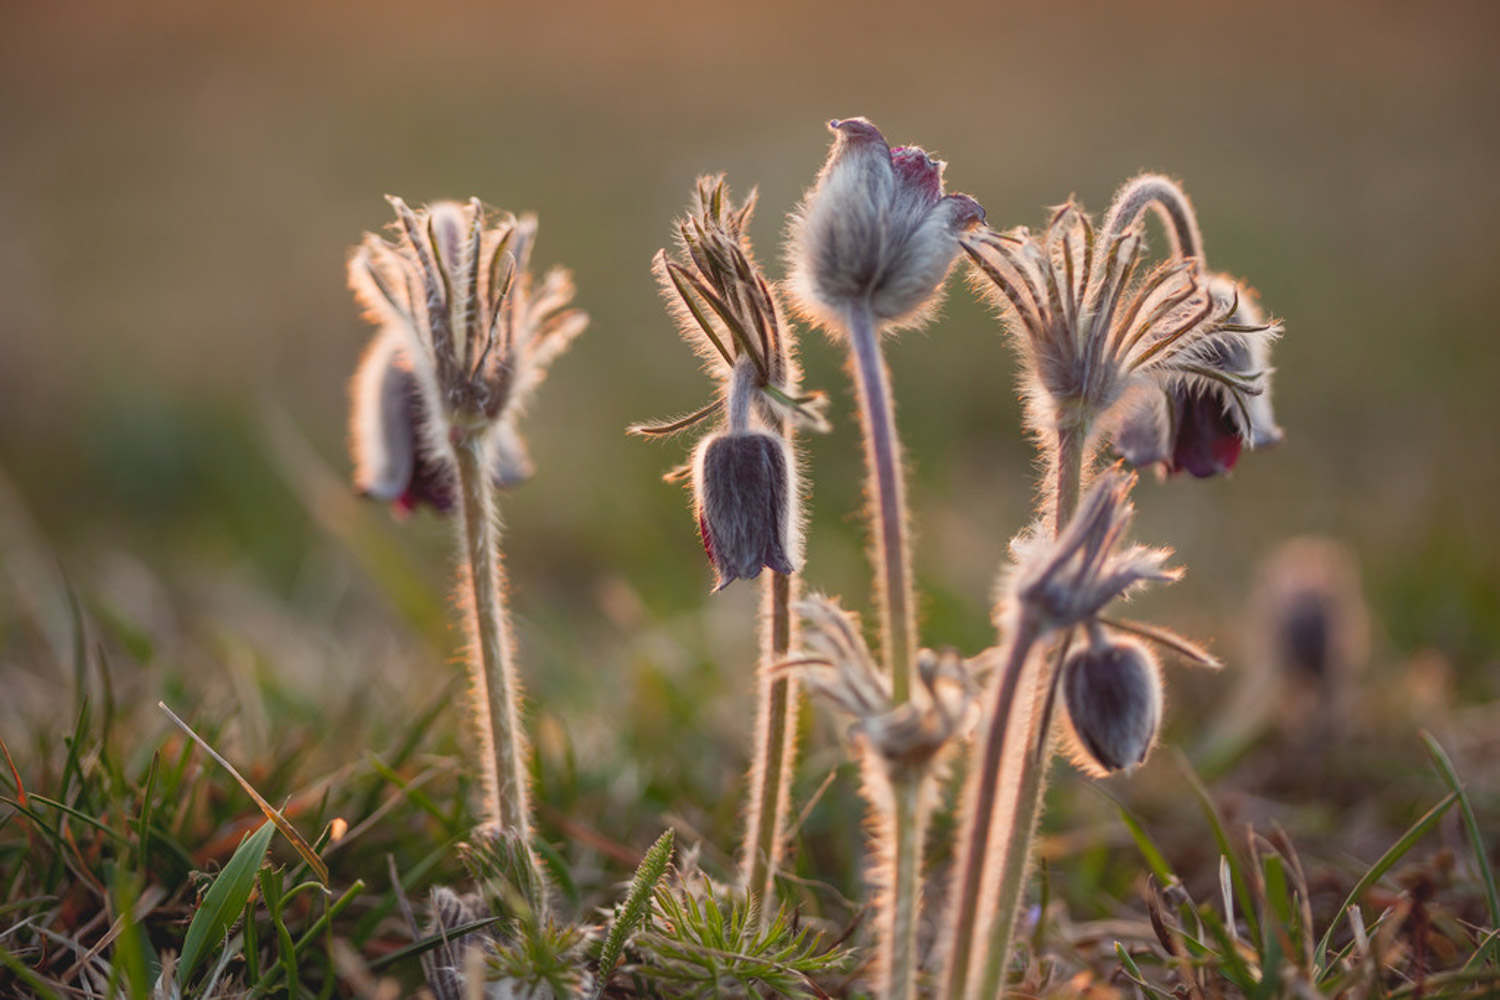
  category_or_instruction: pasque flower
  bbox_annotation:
[631,175,825,589]
[963,183,1282,470]
[348,198,586,506]
[346,195,585,857]
[787,117,984,331]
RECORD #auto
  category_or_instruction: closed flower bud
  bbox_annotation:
[693,430,796,590]
[788,117,984,330]
[1062,639,1163,776]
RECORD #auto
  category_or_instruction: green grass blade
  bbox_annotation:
[595,829,674,998]
[1114,798,1175,885]
[1314,791,1458,970]
[1174,749,1261,944]
[1421,732,1499,940]
[366,916,503,972]
[178,819,275,985]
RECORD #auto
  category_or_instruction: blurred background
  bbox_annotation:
[2,0,1498,919]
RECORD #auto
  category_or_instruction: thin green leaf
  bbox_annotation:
[366,916,503,972]
[178,820,275,985]
[1314,791,1458,968]
[1174,750,1261,944]
[1422,732,1499,938]
[159,702,329,884]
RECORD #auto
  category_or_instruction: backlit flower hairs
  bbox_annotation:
[962,176,1282,479]
[349,198,586,513]
[630,175,826,589]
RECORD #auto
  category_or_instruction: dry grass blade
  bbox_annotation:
[158,700,330,884]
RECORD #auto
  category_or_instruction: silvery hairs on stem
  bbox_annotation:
[962,180,1282,478]
[629,175,829,590]
[999,466,1219,773]
[349,197,587,512]
[786,117,985,333]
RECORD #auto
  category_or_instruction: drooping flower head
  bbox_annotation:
[787,118,985,332]
[964,178,1282,475]
[998,467,1218,775]
[631,176,827,589]
[347,198,586,513]
[1061,637,1163,775]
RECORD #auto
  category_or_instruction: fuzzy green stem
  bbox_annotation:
[887,775,924,1000]
[846,300,922,1000]
[941,616,1042,999]
[845,301,915,702]
[742,569,799,922]
[1053,423,1086,534]
[454,432,533,851]
[960,425,1087,997]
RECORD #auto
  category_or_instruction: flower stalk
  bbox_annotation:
[631,176,825,921]
[453,432,531,842]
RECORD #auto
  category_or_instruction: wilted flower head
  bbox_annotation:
[693,426,795,590]
[1061,637,1163,775]
[632,176,824,588]
[790,595,976,772]
[787,117,985,331]
[963,179,1281,458]
[347,197,586,511]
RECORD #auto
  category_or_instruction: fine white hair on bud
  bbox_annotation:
[787,117,985,332]
[692,430,797,590]
[1061,637,1163,776]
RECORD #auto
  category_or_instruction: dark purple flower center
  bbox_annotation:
[1169,390,1243,478]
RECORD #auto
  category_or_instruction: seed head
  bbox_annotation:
[787,117,984,332]
[1061,637,1163,775]
[693,429,796,590]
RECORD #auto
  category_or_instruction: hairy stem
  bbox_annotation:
[845,300,921,1000]
[742,569,799,921]
[941,616,1042,999]
[1101,174,1205,262]
[974,635,1072,998]
[960,426,1087,996]
[845,301,915,701]
[1053,422,1086,534]
[454,433,533,851]
[887,775,924,1000]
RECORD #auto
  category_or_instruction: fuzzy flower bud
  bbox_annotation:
[788,117,984,331]
[1062,638,1163,775]
[693,430,796,590]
